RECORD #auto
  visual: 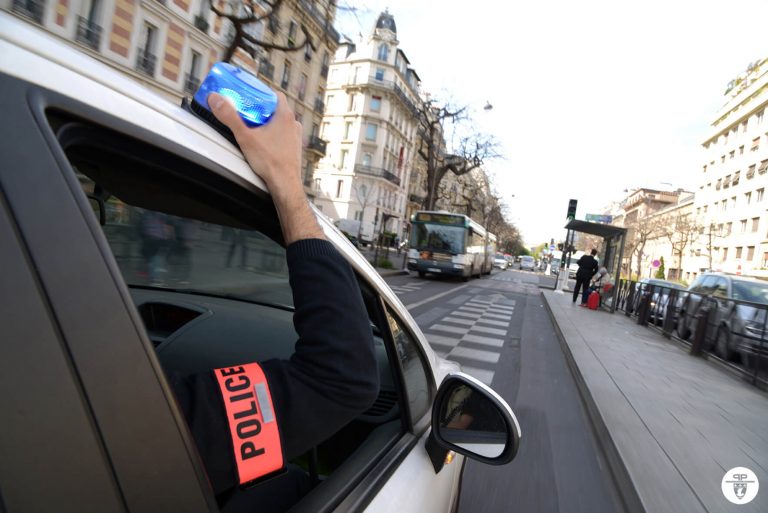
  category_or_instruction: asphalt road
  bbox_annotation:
[384,268,626,513]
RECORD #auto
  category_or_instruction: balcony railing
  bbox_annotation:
[307,136,327,156]
[258,61,275,81]
[184,73,200,94]
[409,193,426,205]
[355,165,401,186]
[75,16,102,50]
[135,49,157,77]
[314,98,325,114]
[12,0,45,24]
[298,0,340,42]
[194,15,209,32]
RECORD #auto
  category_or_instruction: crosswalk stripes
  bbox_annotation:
[389,282,424,295]
[421,295,516,385]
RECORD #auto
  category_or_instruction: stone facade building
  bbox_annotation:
[313,10,421,242]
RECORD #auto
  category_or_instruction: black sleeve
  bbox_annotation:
[170,239,378,495]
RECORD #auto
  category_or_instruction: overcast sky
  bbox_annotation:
[333,0,768,247]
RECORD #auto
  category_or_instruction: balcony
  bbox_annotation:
[12,0,45,24]
[307,136,327,157]
[184,73,200,94]
[314,98,325,114]
[298,0,340,42]
[194,15,209,32]
[75,16,102,50]
[258,61,275,81]
[135,49,157,77]
[393,83,420,116]
[409,193,426,205]
[355,165,401,187]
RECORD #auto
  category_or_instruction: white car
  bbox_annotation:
[0,13,520,513]
[493,253,508,270]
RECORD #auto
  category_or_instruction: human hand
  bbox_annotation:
[207,91,303,199]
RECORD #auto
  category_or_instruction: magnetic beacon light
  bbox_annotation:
[183,62,278,145]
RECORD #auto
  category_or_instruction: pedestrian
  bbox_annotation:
[583,267,614,308]
[573,249,599,305]
[169,91,379,512]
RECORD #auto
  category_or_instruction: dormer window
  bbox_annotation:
[378,44,388,62]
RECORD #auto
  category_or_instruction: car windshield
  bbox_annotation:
[412,223,465,254]
[731,280,768,304]
[521,256,534,263]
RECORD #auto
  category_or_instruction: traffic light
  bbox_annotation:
[566,199,577,220]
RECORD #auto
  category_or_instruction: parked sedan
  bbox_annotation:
[493,253,509,270]
[520,255,536,271]
[634,279,686,325]
[676,273,768,363]
[0,15,520,513]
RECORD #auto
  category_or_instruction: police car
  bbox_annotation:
[0,12,520,513]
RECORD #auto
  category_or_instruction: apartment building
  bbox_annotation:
[3,0,338,192]
[692,57,768,278]
[313,10,422,242]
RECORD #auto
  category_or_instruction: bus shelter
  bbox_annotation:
[563,219,627,313]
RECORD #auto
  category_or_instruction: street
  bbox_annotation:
[383,268,627,513]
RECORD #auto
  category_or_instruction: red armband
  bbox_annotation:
[213,363,284,484]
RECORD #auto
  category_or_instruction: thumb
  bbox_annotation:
[207,93,245,135]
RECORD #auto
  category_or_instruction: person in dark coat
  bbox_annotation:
[573,249,599,304]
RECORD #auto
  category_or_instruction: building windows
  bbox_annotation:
[757,109,764,124]
[184,50,202,93]
[344,122,352,140]
[746,191,752,204]
[721,155,726,163]
[371,95,382,112]
[366,123,377,141]
[729,150,735,160]
[736,247,743,259]
[336,179,344,198]
[287,20,298,46]
[320,122,329,137]
[739,145,745,155]
[703,164,707,173]
[348,94,356,112]
[758,188,765,202]
[298,73,308,100]
[703,205,708,214]
[354,210,363,221]
[314,177,321,191]
[281,60,291,89]
[726,222,732,235]
[752,217,760,233]
[325,94,334,109]
[751,137,760,151]
[375,67,385,81]
[742,120,748,133]
[136,22,158,76]
[339,149,349,169]
[763,252,768,268]
[748,164,757,178]
[362,152,372,167]
[748,246,755,261]
[740,219,748,233]
[760,160,768,175]
[378,43,389,62]
[723,247,729,262]
[732,196,737,208]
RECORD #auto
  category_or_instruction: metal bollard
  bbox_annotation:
[637,293,651,326]
[690,306,711,356]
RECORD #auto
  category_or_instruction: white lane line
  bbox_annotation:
[460,366,495,385]
[488,307,515,314]
[441,317,476,326]
[484,313,512,320]
[470,325,508,336]
[475,318,510,327]
[448,346,501,363]
[426,334,462,347]
[461,334,505,347]
[452,311,483,319]
[429,324,470,335]
[405,283,470,309]
[458,306,486,313]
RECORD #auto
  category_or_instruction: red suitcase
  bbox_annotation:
[587,291,600,310]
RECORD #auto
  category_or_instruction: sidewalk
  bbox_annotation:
[542,290,768,513]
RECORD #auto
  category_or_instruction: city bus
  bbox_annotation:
[407,211,495,281]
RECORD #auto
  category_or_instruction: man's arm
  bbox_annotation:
[170,94,378,494]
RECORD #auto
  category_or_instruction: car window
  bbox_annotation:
[696,276,718,294]
[54,116,411,511]
[732,280,768,304]
[384,307,433,424]
[713,278,729,298]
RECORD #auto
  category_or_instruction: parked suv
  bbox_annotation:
[0,14,520,513]
[677,272,768,364]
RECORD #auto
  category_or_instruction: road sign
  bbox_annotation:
[652,259,660,268]
[585,214,613,223]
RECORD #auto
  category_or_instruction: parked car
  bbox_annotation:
[633,279,686,325]
[676,272,768,363]
[0,15,521,512]
[493,253,508,270]
[520,255,536,271]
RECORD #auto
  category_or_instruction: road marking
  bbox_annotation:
[488,306,515,313]
[457,306,486,313]
[441,316,476,326]
[452,311,483,319]
[405,283,470,309]
[467,301,492,308]
[475,318,509,327]
[470,325,508,336]
[426,333,462,347]
[484,313,512,320]
[459,366,495,385]
[448,346,500,363]
[470,298,492,304]
[429,324,470,335]
[461,334,505,347]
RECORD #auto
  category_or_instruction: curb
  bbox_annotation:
[377,269,409,278]
[540,292,646,513]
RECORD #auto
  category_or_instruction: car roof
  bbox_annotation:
[0,11,258,188]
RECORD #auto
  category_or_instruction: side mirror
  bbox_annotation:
[429,373,520,467]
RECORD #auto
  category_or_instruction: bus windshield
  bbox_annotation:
[412,223,466,254]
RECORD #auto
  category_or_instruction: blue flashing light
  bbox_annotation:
[193,62,277,127]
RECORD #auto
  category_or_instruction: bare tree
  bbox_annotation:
[662,212,702,280]
[416,101,500,211]
[212,0,326,63]
[624,216,662,279]
[352,180,376,240]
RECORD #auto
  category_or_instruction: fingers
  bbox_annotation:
[207,92,246,137]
